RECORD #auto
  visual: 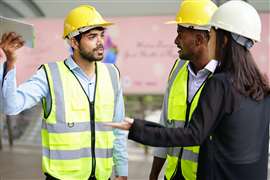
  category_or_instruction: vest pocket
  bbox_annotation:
[48,132,81,148]
[47,134,82,172]
[70,101,89,123]
[49,158,82,171]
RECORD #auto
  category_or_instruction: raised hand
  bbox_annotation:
[0,32,25,69]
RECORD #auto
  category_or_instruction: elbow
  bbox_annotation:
[3,108,20,115]
[3,102,21,115]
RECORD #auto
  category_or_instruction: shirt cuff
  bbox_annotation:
[115,164,128,176]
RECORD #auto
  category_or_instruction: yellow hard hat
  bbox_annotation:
[167,0,218,30]
[63,5,113,39]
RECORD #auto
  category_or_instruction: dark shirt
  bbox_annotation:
[129,73,270,180]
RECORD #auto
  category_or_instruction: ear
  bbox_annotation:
[195,33,204,46]
[70,37,79,50]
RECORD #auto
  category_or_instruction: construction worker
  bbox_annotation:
[1,5,127,180]
[149,0,218,179]
[108,1,270,180]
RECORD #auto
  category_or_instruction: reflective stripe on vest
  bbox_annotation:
[41,60,119,180]
[42,120,113,133]
[164,60,208,180]
[43,147,113,160]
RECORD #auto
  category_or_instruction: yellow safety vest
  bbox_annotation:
[41,60,120,180]
[164,60,210,180]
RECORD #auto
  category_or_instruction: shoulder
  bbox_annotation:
[205,72,230,91]
[103,63,120,78]
[265,95,270,104]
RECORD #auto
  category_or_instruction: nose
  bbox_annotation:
[175,34,180,46]
[97,35,104,45]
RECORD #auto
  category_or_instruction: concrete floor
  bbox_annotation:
[0,142,164,180]
[0,142,269,180]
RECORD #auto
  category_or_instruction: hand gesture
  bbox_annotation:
[0,32,24,65]
[105,117,134,130]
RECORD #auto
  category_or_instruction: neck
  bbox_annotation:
[190,48,210,74]
[72,55,95,77]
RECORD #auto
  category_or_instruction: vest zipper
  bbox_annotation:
[89,101,96,179]
[63,60,98,179]
[89,63,98,179]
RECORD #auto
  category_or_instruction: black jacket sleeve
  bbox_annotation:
[128,76,226,147]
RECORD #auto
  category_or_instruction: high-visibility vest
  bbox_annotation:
[41,60,120,180]
[164,60,210,180]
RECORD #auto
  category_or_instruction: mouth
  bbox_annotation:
[96,48,104,54]
[177,46,182,54]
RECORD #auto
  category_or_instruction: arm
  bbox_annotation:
[2,66,49,115]
[112,87,128,179]
[150,110,168,180]
[128,77,225,147]
[0,32,47,115]
[149,156,166,180]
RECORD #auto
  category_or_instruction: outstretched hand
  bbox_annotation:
[105,117,134,131]
[0,32,24,65]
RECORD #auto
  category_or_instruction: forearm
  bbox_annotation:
[2,68,48,115]
[128,78,225,147]
[149,156,166,180]
[2,68,22,115]
[128,119,201,147]
[113,90,128,176]
[113,130,128,176]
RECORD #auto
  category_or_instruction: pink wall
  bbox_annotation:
[1,14,269,94]
[250,13,270,80]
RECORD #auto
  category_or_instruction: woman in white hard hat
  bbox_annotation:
[107,1,270,179]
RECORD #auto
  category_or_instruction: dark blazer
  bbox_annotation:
[129,73,270,180]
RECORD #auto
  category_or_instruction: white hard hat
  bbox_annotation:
[210,0,261,42]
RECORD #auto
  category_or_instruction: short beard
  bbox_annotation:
[79,44,104,62]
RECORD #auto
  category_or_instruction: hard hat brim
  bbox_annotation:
[165,20,179,24]
[63,22,114,39]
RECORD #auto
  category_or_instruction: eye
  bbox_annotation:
[87,35,96,39]
[101,32,105,38]
[84,33,96,40]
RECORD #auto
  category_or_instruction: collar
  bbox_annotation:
[188,59,218,76]
[65,56,81,71]
[65,56,96,82]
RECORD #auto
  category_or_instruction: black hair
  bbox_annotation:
[74,26,105,43]
[216,29,270,101]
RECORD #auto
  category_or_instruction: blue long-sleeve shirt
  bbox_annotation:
[2,56,128,176]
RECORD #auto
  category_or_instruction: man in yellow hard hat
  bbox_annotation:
[1,5,127,180]
[149,0,218,179]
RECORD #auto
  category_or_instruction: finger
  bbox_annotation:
[12,37,25,49]
[124,117,134,124]
[104,122,120,127]
[4,32,16,45]
[1,33,8,43]
[10,34,22,44]
[104,122,126,130]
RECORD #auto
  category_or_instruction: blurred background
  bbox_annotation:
[0,0,269,179]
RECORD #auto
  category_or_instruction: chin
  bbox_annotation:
[96,56,103,61]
